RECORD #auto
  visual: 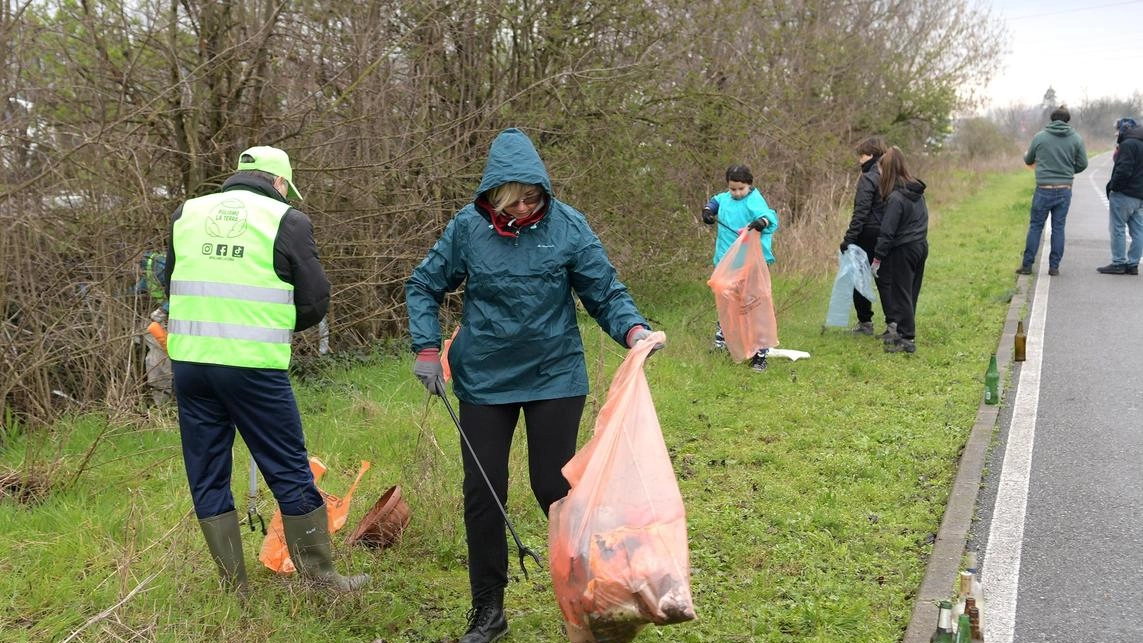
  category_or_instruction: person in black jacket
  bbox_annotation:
[1097,122,1143,275]
[839,135,890,336]
[871,146,928,354]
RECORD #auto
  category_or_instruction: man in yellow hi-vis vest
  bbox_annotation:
[163,146,367,594]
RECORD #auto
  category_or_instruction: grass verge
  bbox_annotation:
[0,169,1032,642]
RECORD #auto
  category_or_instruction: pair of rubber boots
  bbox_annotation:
[198,506,369,593]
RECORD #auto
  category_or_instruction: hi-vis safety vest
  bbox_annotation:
[167,191,295,369]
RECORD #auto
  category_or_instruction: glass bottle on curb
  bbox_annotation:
[968,605,984,642]
[1014,320,1027,362]
[955,614,972,643]
[951,570,973,628]
[984,354,999,405]
[931,600,955,643]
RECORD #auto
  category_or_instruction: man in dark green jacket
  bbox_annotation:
[406,128,659,643]
[1017,106,1088,276]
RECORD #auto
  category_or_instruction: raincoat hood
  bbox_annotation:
[474,128,554,199]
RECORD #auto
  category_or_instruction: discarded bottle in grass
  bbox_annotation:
[930,600,955,643]
[984,354,999,405]
[1014,320,1026,362]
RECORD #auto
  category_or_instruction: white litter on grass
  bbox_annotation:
[768,348,810,361]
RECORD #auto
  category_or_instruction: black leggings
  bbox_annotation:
[458,395,586,603]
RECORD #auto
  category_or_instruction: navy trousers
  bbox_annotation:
[172,361,323,519]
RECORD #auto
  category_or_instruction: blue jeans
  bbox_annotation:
[1022,186,1072,269]
[1109,191,1143,266]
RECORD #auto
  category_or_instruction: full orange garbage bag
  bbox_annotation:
[259,457,371,573]
[549,331,696,643]
[707,229,779,362]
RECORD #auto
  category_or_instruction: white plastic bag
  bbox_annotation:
[825,246,876,327]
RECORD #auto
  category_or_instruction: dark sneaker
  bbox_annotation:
[750,353,768,372]
[459,604,508,643]
[1097,263,1128,274]
[851,321,874,335]
[1048,267,1059,276]
[712,326,726,351]
[881,322,899,346]
[1128,265,1139,275]
[884,337,916,354]
[1015,265,1033,275]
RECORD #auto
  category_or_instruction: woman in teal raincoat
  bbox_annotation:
[405,128,658,643]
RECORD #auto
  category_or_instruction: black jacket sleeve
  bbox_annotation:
[874,194,902,260]
[162,204,184,298]
[844,173,878,243]
[276,208,330,331]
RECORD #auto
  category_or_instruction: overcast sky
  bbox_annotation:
[982,0,1143,109]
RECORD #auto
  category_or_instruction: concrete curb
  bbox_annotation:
[900,271,1031,642]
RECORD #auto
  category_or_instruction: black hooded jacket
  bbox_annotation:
[1109,126,1143,200]
[843,155,887,245]
[874,180,928,259]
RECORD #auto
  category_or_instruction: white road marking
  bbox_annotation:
[982,247,1051,643]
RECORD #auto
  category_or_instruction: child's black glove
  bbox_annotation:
[747,217,770,232]
[701,206,716,225]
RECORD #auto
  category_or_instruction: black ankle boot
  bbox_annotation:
[459,601,508,643]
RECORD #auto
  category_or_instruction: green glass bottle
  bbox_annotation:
[955,614,972,643]
[931,600,955,643]
[984,354,999,405]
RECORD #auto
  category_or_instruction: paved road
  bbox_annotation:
[976,151,1143,643]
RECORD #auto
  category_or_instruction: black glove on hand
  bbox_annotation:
[413,348,445,396]
[701,206,716,225]
[840,241,850,253]
[747,217,770,232]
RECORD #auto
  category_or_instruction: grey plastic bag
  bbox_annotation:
[825,246,876,327]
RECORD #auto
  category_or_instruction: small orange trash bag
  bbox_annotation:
[259,457,371,573]
[707,229,779,362]
[549,331,696,643]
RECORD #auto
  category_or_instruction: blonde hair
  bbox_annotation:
[488,182,544,214]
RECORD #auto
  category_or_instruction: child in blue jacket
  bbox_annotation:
[701,164,779,371]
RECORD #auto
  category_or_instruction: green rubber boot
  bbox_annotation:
[198,510,248,593]
[282,506,370,592]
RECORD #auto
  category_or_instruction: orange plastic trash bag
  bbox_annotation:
[441,325,459,382]
[707,229,779,361]
[259,457,371,573]
[549,331,696,643]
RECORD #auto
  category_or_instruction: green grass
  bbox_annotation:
[0,170,1032,642]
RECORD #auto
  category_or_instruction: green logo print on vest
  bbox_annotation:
[206,198,250,238]
[167,192,295,370]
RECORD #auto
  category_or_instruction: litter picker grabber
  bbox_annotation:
[245,453,266,535]
[434,386,543,580]
[714,217,739,236]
